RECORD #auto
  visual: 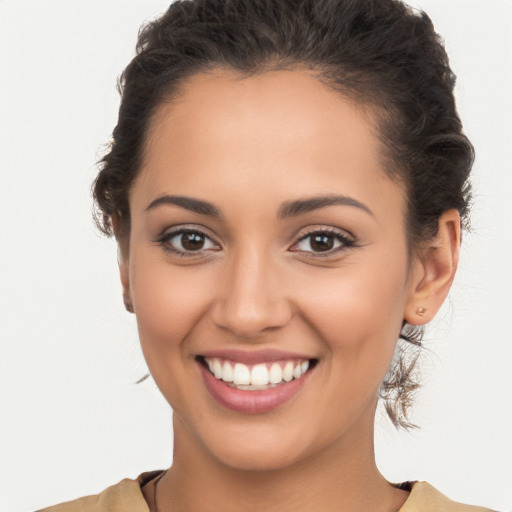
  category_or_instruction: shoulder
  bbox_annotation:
[400,481,496,512]
[35,471,162,512]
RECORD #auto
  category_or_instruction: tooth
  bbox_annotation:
[213,359,223,379]
[293,363,302,379]
[207,359,214,373]
[222,361,234,382]
[234,384,252,390]
[234,384,273,391]
[269,363,283,384]
[283,361,294,382]
[233,363,251,385]
[251,364,269,386]
[301,360,309,374]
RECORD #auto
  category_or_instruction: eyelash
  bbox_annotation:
[153,227,220,258]
[291,228,356,258]
[154,227,356,258]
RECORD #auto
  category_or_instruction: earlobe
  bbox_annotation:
[405,210,461,326]
[112,212,134,314]
[119,253,134,314]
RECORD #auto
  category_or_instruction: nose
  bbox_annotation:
[210,246,293,339]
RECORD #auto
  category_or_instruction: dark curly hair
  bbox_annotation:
[93,0,473,429]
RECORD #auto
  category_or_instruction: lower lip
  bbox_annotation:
[200,363,310,414]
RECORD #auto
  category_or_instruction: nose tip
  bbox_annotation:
[210,257,292,339]
[211,297,292,339]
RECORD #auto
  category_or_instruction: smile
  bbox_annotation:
[197,352,317,414]
[204,357,310,390]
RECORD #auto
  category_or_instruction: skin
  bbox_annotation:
[117,69,460,512]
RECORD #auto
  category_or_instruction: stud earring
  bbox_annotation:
[416,306,426,315]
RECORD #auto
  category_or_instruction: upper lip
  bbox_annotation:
[198,349,315,365]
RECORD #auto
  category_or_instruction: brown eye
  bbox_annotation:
[309,234,334,252]
[292,229,354,255]
[159,229,219,255]
[181,232,206,251]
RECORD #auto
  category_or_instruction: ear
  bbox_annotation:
[112,212,134,314]
[404,209,461,326]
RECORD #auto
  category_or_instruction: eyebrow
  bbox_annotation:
[145,193,373,219]
[278,194,373,218]
[145,195,221,217]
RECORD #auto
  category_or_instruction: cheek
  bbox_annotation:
[297,256,409,376]
[291,262,409,434]
[129,253,213,364]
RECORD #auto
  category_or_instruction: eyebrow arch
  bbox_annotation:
[145,195,221,217]
[278,194,374,218]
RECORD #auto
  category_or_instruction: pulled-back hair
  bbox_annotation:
[93,0,473,429]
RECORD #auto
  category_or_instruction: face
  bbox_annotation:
[123,69,421,470]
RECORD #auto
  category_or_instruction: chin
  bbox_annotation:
[210,439,309,472]
[182,415,317,472]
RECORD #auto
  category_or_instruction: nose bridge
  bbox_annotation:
[211,242,291,338]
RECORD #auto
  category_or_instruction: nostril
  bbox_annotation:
[209,285,293,338]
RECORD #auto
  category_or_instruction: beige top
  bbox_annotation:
[36,471,495,512]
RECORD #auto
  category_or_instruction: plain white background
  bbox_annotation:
[0,1,511,511]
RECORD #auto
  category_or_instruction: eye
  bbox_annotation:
[290,229,355,256]
[155,228,220,256]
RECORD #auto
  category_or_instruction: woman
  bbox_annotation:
[4,0,506,510]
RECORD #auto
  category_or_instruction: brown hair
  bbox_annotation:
[93,0,473,429]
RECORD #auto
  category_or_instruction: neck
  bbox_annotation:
[155,405,408,512]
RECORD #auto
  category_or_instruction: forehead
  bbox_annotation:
[133,69,405,222]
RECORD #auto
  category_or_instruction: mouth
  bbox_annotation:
[196,352,317,414]
[198,356,316,390]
